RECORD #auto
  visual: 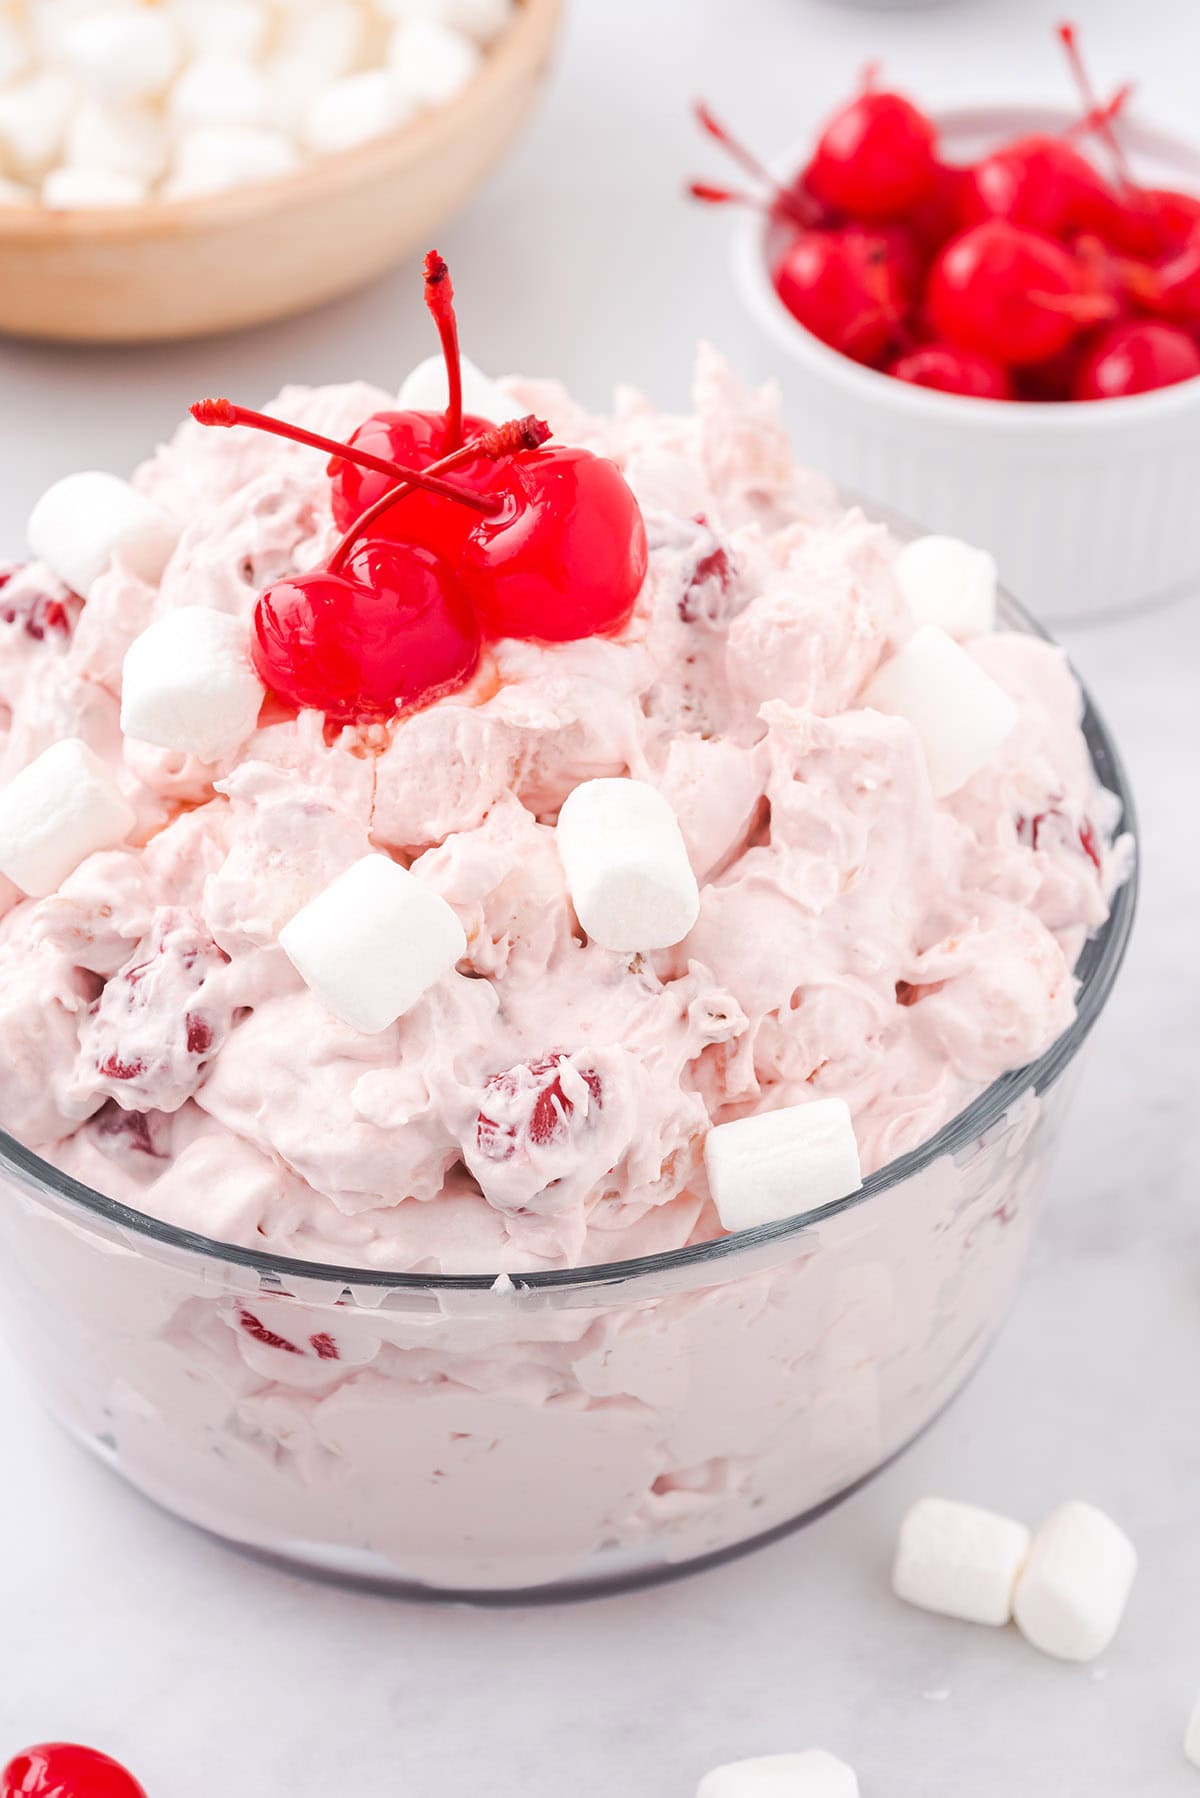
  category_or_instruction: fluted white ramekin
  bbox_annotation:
[733,103,1200,623]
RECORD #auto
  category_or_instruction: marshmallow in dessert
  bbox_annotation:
[697,1751,859,1797]
[893,1496,1031,1626]
[0,0,517,208]
[892,535,998,639]
[1012,1501,1137,1661]
[121,608,264,764]
[0,739,135,899]
[399,351,524,424]
[27,472,177,600]
[863,623,1020,798]
[704,1101,862,1233]
[279,854,467,1034]
[555,777,701,952]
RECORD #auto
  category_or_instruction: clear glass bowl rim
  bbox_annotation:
[0,550,1138,1296]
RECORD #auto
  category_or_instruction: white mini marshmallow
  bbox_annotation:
[894,535,997,640]
[165,124,300,197]
[171,0,269,61]
[863,624,1019,799]
[0,71,77,177]
[378,0,514,44]
[121,608,264,763]
[1013,1501,1137,1662]
[264,2,364,126]
[1185,1692,1200,1769]
[303,70,414,154]
[0,739,136,899]
[398,351,522,425]
[59,7,180,104]
[64,100,167,183]
[43,165,148,208]
[704,1099,862,1234]
[556,777,699,953]
[28,472,178,600]
[387,17,482,107]
[893,1496,1031,1626]
[697,1751,859,1798]
[280,854,466,1034]
[168,57,270,132]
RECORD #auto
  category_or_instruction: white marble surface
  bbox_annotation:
[0,0,1198,1792]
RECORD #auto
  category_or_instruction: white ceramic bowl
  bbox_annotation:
[733,103,1200,623]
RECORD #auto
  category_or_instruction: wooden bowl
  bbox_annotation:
[0,0,561,344]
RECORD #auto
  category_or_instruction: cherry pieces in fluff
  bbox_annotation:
[689,25,1200,402]
[189,252,648,728]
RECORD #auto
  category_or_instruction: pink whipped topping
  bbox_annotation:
[0,349,1129,1274]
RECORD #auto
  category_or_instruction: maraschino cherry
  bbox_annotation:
[804,76,938,221]
[928,220,1114,365]
[328,251,496,533]
[2,1743,146,1798]
[888,342,1013,399]
[1072,320,1200,398]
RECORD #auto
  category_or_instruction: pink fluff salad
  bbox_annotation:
[0,348,1129,1274]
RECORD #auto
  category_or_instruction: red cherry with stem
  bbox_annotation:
[458,445,648,642]
[328,250,495,532]
[253,540,481,722]
[928,221,1115,365]
[774,225,910,363]
[1072,320,1200,398]
[960,133,1117,239]
[805,79,938,221]
[2,1744,146,1798]
[905,160,970,261]
[888,343,1014,399]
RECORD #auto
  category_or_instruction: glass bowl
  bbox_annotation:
[0,580,1136,1600]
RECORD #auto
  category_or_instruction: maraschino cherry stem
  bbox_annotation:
[1057,22,1136,192]
[327,413,552,573]
[692,100,818,228]
[190,399,500,514]
[423,249,463,452]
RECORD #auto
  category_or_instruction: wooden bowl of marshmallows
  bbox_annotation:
[0,0,562,343]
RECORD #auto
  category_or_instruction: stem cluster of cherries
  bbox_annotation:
[692,24,1200,402]
[193,252,648,726]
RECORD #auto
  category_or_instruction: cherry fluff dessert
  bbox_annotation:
[0,255,1134,1594]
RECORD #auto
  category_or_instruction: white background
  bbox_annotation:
[1,0,1198,1793]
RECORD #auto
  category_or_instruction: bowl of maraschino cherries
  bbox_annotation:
[193,250,647,723]
[703,24,1200,623]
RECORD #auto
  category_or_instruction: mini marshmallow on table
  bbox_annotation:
[697,1750,859,1798]
[863,624,1019,799]
[555,777,700,953]
[121,608,265,765]
[399,352,524,425]
[28,472,178,601]
[1012,1500,1137,1661]
[704,1099,862,1233]
[893,1496,1031,1626]
[0,739,136,899]
[892,535,998,640]
[279,854,466,1035]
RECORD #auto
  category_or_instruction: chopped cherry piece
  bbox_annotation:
[0,565,74,641]
[476,1053,603,1163]
[805,86,938,221]
[461,447,647,642]
[309,1332,340,1360]
[678,516,738,625]
[928,221,1114,366]
[82,910,230,1113]
[253,539,480,722]
[238,1309,303,1355]
[1072,320,1200,398]
[888,343,1013,399]
[1016,809,1104,870]
[90,1101,170,1159]
[2,1745,146,1798]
